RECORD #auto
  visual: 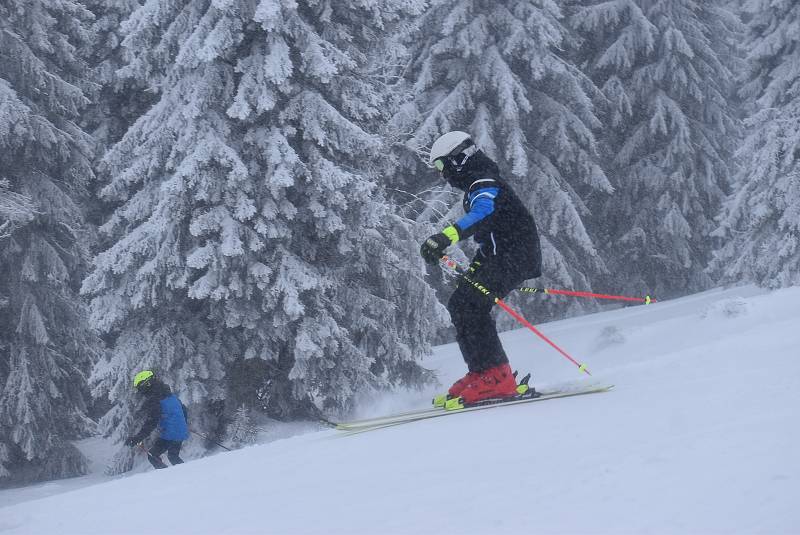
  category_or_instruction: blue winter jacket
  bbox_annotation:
[131,380,189,443]
[159,394,189,441]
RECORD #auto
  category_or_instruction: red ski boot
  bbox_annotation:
[448,371,480,397]
[459,363,518,404]
[433,371,481,407]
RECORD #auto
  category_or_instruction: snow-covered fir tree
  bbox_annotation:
[0,0,101,486]
[570,0,741,297]
[712,0,800,288]
[226,404,258,448]
[391,0,612,323]
[83,0,152,149]
[82,0,441,470]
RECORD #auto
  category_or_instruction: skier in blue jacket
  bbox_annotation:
[125,370,189,469]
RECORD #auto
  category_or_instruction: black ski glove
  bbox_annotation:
[125,436,142,447]
[420,233,451,265]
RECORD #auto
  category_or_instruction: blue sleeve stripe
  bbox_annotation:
[470,190,497,207]
[457,187,498,231]
[469,187,499,203]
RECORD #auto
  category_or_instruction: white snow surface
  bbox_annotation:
[1,285,798,534]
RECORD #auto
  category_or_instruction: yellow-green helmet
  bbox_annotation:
[133,370,154,389]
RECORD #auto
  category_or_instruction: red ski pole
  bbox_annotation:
[519,286,654,304]
[441,256,591,376]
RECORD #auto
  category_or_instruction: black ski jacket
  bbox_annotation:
[444,151,541,278]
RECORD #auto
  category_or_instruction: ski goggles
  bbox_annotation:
[432,143,477,173]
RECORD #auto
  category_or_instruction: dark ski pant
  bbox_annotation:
[147,438,184,469]
[447,257,530,373]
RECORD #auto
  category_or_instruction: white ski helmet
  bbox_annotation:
[428,131,476,168]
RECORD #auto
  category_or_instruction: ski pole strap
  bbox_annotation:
[518,286,655,304]
[440,256,591,376]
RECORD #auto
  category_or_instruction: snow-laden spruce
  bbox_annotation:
[226,405,258,449]
[712,0,800,288]
[0,0,101,486]
[83,0,154,148]
[81,0,440,473]
[571,0,741,298]
[391,0,612,323]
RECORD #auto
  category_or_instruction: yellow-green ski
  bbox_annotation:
[333,384,615,433]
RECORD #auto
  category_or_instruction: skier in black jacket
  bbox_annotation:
[125,370,189,469]
[420,131,542,405]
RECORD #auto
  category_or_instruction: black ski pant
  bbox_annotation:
[147,438,184,469]
[447,257,529,373]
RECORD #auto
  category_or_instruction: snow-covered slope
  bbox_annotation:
[2,286,798,534]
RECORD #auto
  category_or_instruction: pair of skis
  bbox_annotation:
[331,383,614,434]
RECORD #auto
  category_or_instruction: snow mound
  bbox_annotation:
[700,296,751,319]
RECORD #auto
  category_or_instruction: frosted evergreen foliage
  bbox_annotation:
[712,0,800,288]
[0,182,36,239]
[227,405,258,448]
[572,0,740,297]
[0,0,100,486]
[83,0,152,147]
[83,0,440,468]
[393,0,612,322]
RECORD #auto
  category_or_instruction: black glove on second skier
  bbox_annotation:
[125,436,142,447]
[420,233,452,265]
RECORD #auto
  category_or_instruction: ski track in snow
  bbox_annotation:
[1,285,798,534]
